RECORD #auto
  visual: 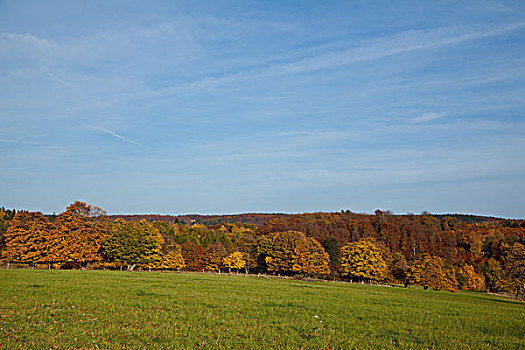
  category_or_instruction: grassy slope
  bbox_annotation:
[0,270,523,349]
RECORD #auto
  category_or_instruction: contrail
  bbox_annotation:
[95,127,148,148]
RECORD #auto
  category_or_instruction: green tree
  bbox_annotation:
[340,239,387,283]
[322,237,340,269]
[103,219,163,270]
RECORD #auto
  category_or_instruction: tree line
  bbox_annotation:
[1,203,524,297]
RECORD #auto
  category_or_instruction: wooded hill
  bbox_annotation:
[107,212,503,227]
[108,213,291,227]
[1,203,524,297]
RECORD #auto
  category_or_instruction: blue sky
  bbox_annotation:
[1,1,524,217]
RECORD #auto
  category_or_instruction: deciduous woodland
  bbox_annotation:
[1,202,524,297]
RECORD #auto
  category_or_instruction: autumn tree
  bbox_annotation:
[203,242,227,272]
[390,252,408,285]
[181,241,204,271]
[0,207,16,252]
[103,219,163,270]
[504,243,525,298]
[223,251,246,273]
[258,231,310,275]
[292,237,331,277]
[47,201,108,269]
[407,254,457,291]
[340,239,387,283]
[234,234,257,274]
[3,211,53,267]
[483,258,505,292]
[458,264,485,291]
[157,244,185,271]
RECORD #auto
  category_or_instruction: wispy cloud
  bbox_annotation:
[149,22,525,96]
[94,127,148,148]
[0,138,44,145]
[48,73,75,88]
[0,32,51,49]
[271,22,525,75]
[410,111,449,123]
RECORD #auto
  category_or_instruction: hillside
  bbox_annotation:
[108,211,510,227]
[1,270,523,349]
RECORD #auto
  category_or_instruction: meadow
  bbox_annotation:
[0,270,523,349]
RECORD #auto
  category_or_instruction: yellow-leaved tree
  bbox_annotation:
[340,239,387,283]
[156,244,185,271]
[407,254,457,291]
[458,264,485,291]
[292,237,331,277]
[223,251,246,273]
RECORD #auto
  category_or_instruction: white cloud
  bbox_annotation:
[148,22,525,96]
[48,73,75,88]
[410,111,449,123]
[0,32,51,49]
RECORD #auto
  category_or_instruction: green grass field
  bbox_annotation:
[0,270,523,349]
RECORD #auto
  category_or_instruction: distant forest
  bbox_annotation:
[108,212,503,226]
[1,203,524,297]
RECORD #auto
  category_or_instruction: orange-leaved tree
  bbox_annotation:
[3,211,54,266]
[458,264,485,291]
[47,201,108,269]
[181,241,204,271]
